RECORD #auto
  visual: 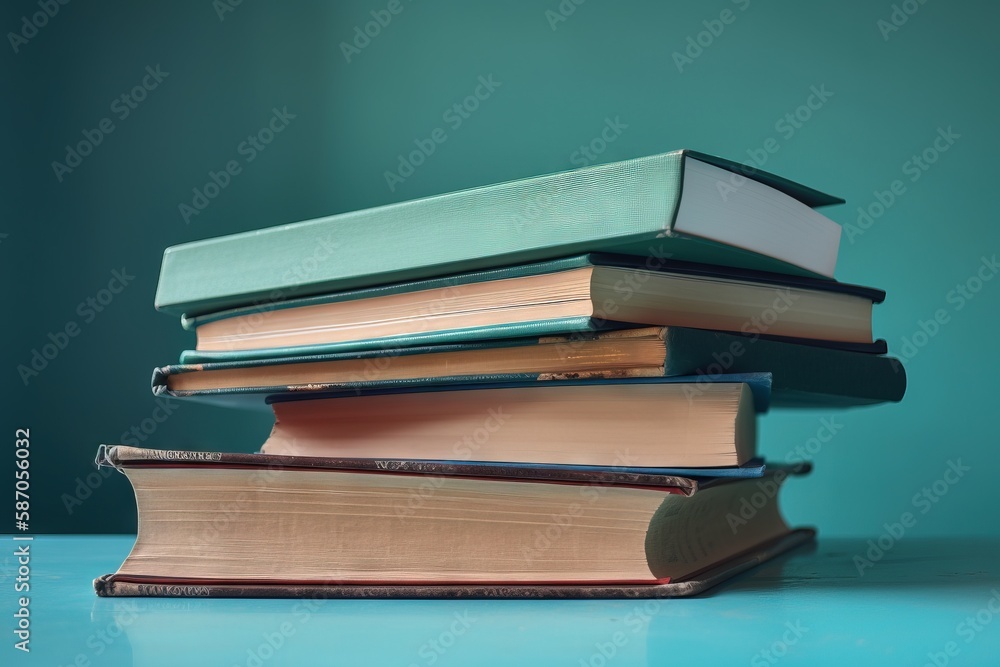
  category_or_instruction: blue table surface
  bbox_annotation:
[2,535,999,666]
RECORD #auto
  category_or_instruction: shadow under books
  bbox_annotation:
[712,537,1000,594]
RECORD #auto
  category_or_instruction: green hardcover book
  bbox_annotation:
[153,327,906,411]
[176,254,883,363]
[155,150,844,317]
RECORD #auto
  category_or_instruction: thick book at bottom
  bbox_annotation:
[94,446,810,598]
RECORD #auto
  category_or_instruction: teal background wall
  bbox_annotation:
[4,0,998,535]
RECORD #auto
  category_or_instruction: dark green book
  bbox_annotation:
[154,327,904,410]
[155,150,844,317]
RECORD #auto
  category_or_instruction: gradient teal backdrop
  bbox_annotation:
[4,0,998,535]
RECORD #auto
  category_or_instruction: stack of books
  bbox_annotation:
[95,150,905,599]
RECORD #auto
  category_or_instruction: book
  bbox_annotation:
[154,150,844,317]
[101,446,769,486]
[153,327,905,410]
[179,255,883,363]
[256,377,764,467]
[93,445,810,594]
[93,529,816,598]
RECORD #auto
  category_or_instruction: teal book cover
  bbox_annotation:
[155,149,845,317]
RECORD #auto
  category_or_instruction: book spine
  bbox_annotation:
[93,576,214,598]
